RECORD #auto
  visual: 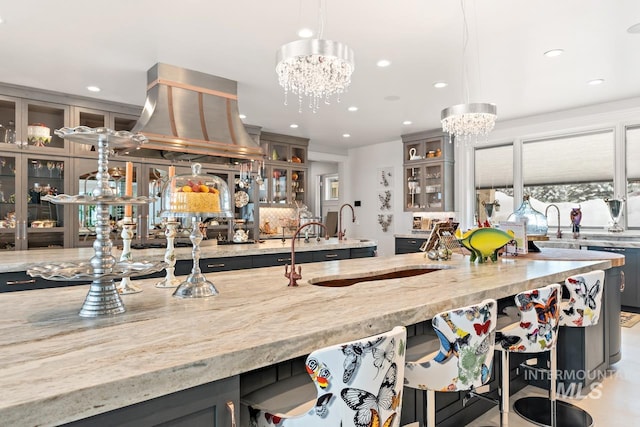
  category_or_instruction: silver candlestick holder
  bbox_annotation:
[156,220,181,288]
[173,217,218,298]
[117,219,142,294]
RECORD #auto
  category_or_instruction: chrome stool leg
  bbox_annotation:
[500,350,509,426]
[513,347,594,427]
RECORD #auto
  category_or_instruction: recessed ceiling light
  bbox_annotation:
[290,124,299,128]
[86,86,101,92]
[0,17,4,24]
[433,82,448,89]
[627,23,640,34]
[348,106,358,112]
[376,59,391,68]
[587,78,605,86]
[544,49,564,57]
[342,133,351,138]
[403,120,412,125]
[239,114,247,119]
[298,28,313,38]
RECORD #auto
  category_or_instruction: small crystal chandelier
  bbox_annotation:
[276,0,354,113]
[441,0,497,142]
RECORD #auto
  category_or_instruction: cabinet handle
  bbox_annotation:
[226,401,236,427]
[277,257,291,262]
[207,263,225,268]
[22,221,27,240]
[325,253,339,258]
[408,240,417,244]
[602,247,625,252]
[7,279,36,285]
[620,271,625,292]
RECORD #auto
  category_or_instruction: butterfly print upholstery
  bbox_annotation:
[245,326,406,427]
[560,270,604,328]
[497,284,561,353]
[405,298,497,392]
[341,362,398,427]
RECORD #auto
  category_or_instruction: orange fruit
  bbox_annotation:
[199,185,209,193]
[181,185,193,192]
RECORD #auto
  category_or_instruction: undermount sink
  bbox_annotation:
[310,265,443,287]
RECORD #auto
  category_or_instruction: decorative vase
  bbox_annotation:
[507,195,548,236]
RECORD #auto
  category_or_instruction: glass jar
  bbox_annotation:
[507,195,548,236]
[160,163,232,218]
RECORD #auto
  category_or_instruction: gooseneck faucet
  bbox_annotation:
[285,222,329,287]
[338,203,356,241]
[545,204,563,239]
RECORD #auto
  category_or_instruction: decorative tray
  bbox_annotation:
[55,126,147,148]
[42,194,156,205]
[27,260,166,282]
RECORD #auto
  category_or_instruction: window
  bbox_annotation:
[475,144,514,225]
[324,174,339,201]
[626,126,640,228]
[522,130,614,228]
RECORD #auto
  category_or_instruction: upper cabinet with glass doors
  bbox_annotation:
[259,132,309,207]
[70,106,140,157]
[401,131,454,212]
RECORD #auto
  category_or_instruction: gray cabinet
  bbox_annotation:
[588,246,639,308]
[395,237,426,254]
[258,132,309,206]
[401,131,454,212]
[64,375,239,427]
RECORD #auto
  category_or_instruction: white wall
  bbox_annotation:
[343,139,406,256]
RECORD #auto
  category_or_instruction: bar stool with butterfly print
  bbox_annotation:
[403,298,498,427]
[495,283,562,426]
[512,270,604,427]
[242,326,407,427]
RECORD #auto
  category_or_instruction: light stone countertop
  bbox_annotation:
[0,237,376,273]
[0,251,614,426]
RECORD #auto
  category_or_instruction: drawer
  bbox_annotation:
[0,271,88,293]
[253,252,313,268]
[312,249,350,262]
[201,256,252,273]
[395,237,425,254]
[350,246,376,258]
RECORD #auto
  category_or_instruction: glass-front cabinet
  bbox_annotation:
[73,159,141,247]
[401,131,454,212]
[258,132,309,207]
[23,100,70,152]
[71,107,139,157]
[258,165,306,205]
[0,152,69,250]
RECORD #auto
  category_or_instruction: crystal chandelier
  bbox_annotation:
[276,1,354,112]
[441,0,497,142]
[441,102,497,139]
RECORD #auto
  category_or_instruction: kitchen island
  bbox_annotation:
[0,250,621,426]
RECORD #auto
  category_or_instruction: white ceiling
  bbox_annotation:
[2,0,640,154]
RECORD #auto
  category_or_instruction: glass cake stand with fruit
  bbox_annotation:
[160,163,233,298]
[26,126,165,317]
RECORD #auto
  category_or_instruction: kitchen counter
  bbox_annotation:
[0,251,617,426]
[0,237,376,273]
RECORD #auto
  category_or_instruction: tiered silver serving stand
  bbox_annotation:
[27,126,165,317]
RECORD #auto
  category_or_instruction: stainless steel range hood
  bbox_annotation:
[130,63,264,162]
